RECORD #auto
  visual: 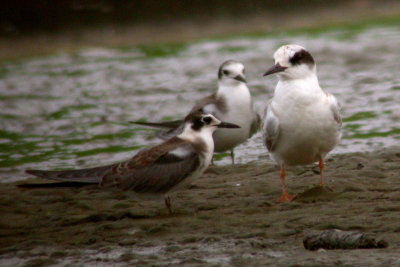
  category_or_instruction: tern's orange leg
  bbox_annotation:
[319,158,325,186]
[278,164,297,203]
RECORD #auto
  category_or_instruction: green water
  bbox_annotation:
[0,25,400,182]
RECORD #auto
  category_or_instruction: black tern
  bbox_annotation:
[22,112,240,213]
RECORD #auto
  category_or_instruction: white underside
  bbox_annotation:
[213,83,254,152]
[169,124,214,191]
[267,77,341,166]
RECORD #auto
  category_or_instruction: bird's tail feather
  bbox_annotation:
[18,181,94,188]
[25,164,116,183]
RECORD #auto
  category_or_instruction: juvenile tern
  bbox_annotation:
[132,60,260,164]
[262,44,342,202]
[22,112,240,213]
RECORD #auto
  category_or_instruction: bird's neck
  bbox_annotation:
[217,82,251,106]
[274,74,324,105]
[178,125,215,155]
[277,74,322,94]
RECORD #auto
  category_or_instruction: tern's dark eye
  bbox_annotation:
[203,116,212,124]
[223,70,229,75]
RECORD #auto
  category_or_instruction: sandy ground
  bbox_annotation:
[0,147,400,266]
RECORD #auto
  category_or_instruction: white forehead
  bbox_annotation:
[273,44,306,63]
[203,114,216,120]
[203,114,220,123]
[223,62,244,73]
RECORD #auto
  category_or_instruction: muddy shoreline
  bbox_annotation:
[1,147,399,266]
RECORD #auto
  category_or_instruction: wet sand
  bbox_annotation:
[1,147,400,266]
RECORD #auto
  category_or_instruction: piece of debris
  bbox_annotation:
[303,229,388,250]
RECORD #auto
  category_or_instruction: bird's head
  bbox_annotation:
[178,112,240,143]
[263,44,316,81]
[218,60,247,86]
[184,112,240,134]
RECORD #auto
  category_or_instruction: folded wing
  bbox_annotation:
[25,164,117,184]
[262,101,280,152]
[100,137,200,193]
[327,93,342,128]
[250,112,261,138]
[131,93,220,140]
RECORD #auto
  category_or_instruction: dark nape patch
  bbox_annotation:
[218,59,239,79]
[184,112,205,131]
[289,49,315,66]
[191,117,204,131]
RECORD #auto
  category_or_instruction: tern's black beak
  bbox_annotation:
[218,122,240,128]
[233,74,247,83]
[263,63,287,76]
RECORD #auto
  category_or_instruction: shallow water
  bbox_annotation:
[0,26,399,182]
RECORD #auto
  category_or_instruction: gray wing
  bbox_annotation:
[327,93,342,129]
[191,93,221,115]
[249,112,261,138]
[158,94,221,139]
[130,120,184,140]
[156,124,185,140]
[100,143,200,193]
[262,101,280,152]
[130,120,183,129]
[133,93,221,140]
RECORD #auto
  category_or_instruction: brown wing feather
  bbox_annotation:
[99,137,200,193]
[25,164,117,183]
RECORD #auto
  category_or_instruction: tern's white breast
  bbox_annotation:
[172,126,214,191]
[270,78,340,165]
[213,84,254,152]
